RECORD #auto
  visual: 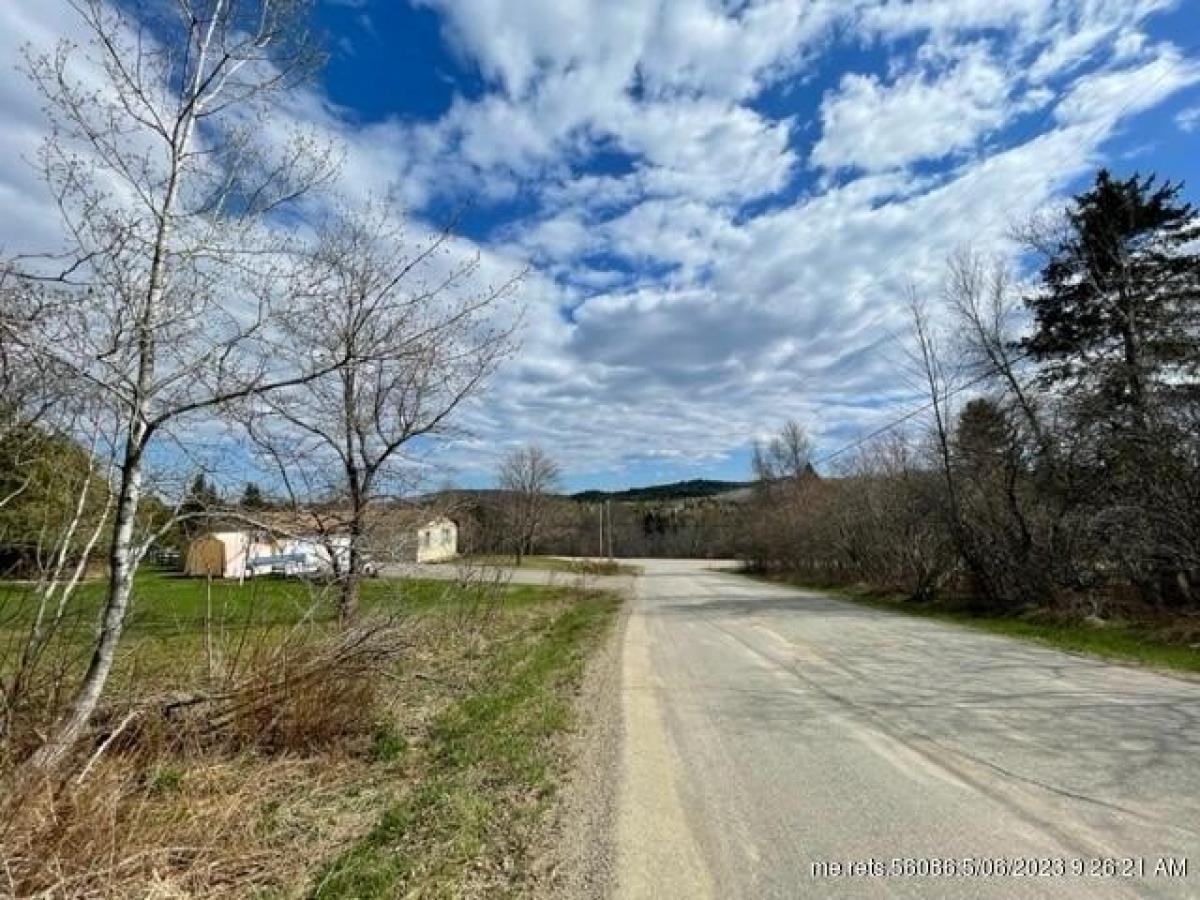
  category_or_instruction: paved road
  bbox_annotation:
[614,559,1200,899]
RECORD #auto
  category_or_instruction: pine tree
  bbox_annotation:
[241,481,265,509]
[953,398,1012,474]
[1022,169,1200,426]
[1024,170,1200,603]
[180,474,220,537]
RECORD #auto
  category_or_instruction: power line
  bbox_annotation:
[805,38,1200,469]
[813,355,1032,467]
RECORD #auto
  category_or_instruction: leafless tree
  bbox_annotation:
[497,445,561,566]
[905,290,1015,606]
[752,420,813,483]
[4,0,343,770]
[243,198,520,623]
[943,249,1049,452]
[906,291,962,529]
[740,419,953,597]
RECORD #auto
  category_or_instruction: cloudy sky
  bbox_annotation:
[2,0,1199,490]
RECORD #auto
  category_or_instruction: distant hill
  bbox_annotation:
[420,478,756,506]
[571,479,753,503]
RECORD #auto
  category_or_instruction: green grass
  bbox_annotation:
[744,572,1200,675]
[0,569,565,632]
[0,569,589,696]
[457,554,642,576]
[313,590,620,898]
[1,568,624,896]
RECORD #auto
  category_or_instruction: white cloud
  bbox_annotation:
[616,100,797,202]
[860,0,1055,35]
[418,0,841,103]
[1054,46,1200,126]
[2,0,1197,482]
[859,0,1175,44]
[812,45,1012,173]
[1178,106,1200,132]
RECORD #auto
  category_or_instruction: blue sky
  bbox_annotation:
[2,0,1199,492]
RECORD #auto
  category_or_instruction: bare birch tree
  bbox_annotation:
[243,198,520,624]
[3,0,342,769]
[0,410,119,743]
[497,445,561,566]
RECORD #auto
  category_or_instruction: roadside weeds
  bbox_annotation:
[313,589,622,898]
[0,576,623,898]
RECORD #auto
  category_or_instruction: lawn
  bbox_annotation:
[0,568,623,897]
[0,569,550,631]
[0,569,563,692]
[742,572,1200,675]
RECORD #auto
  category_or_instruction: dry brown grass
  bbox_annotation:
[568,559,637,577]
[0,616,415,899]
[0,571,601,899]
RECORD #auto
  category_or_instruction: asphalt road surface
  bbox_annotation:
[614,559,1199,899]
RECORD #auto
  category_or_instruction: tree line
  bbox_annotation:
[743,170,1200,621]
[456,445,743,562]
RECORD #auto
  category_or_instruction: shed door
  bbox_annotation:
[187,538,225,577]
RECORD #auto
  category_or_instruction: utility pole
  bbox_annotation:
[598,502,604,559]
[606,500,614,560]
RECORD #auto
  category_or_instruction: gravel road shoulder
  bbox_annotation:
[530,580,631,899]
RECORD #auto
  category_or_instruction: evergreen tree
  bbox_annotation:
[180,474,220,537]
[953,398,1013,474]
[1022,169,1200,426]
[241,481,265,509]
[1024,170,1200,603]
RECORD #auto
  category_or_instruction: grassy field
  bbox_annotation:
[0,569,622,897]
[0,568,544,630]
[457,554,643,576]
[0,569,560,692]
[744,572,1200,675]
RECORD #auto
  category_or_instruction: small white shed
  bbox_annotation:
[415,517,458,563]
[184,530,277,580]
